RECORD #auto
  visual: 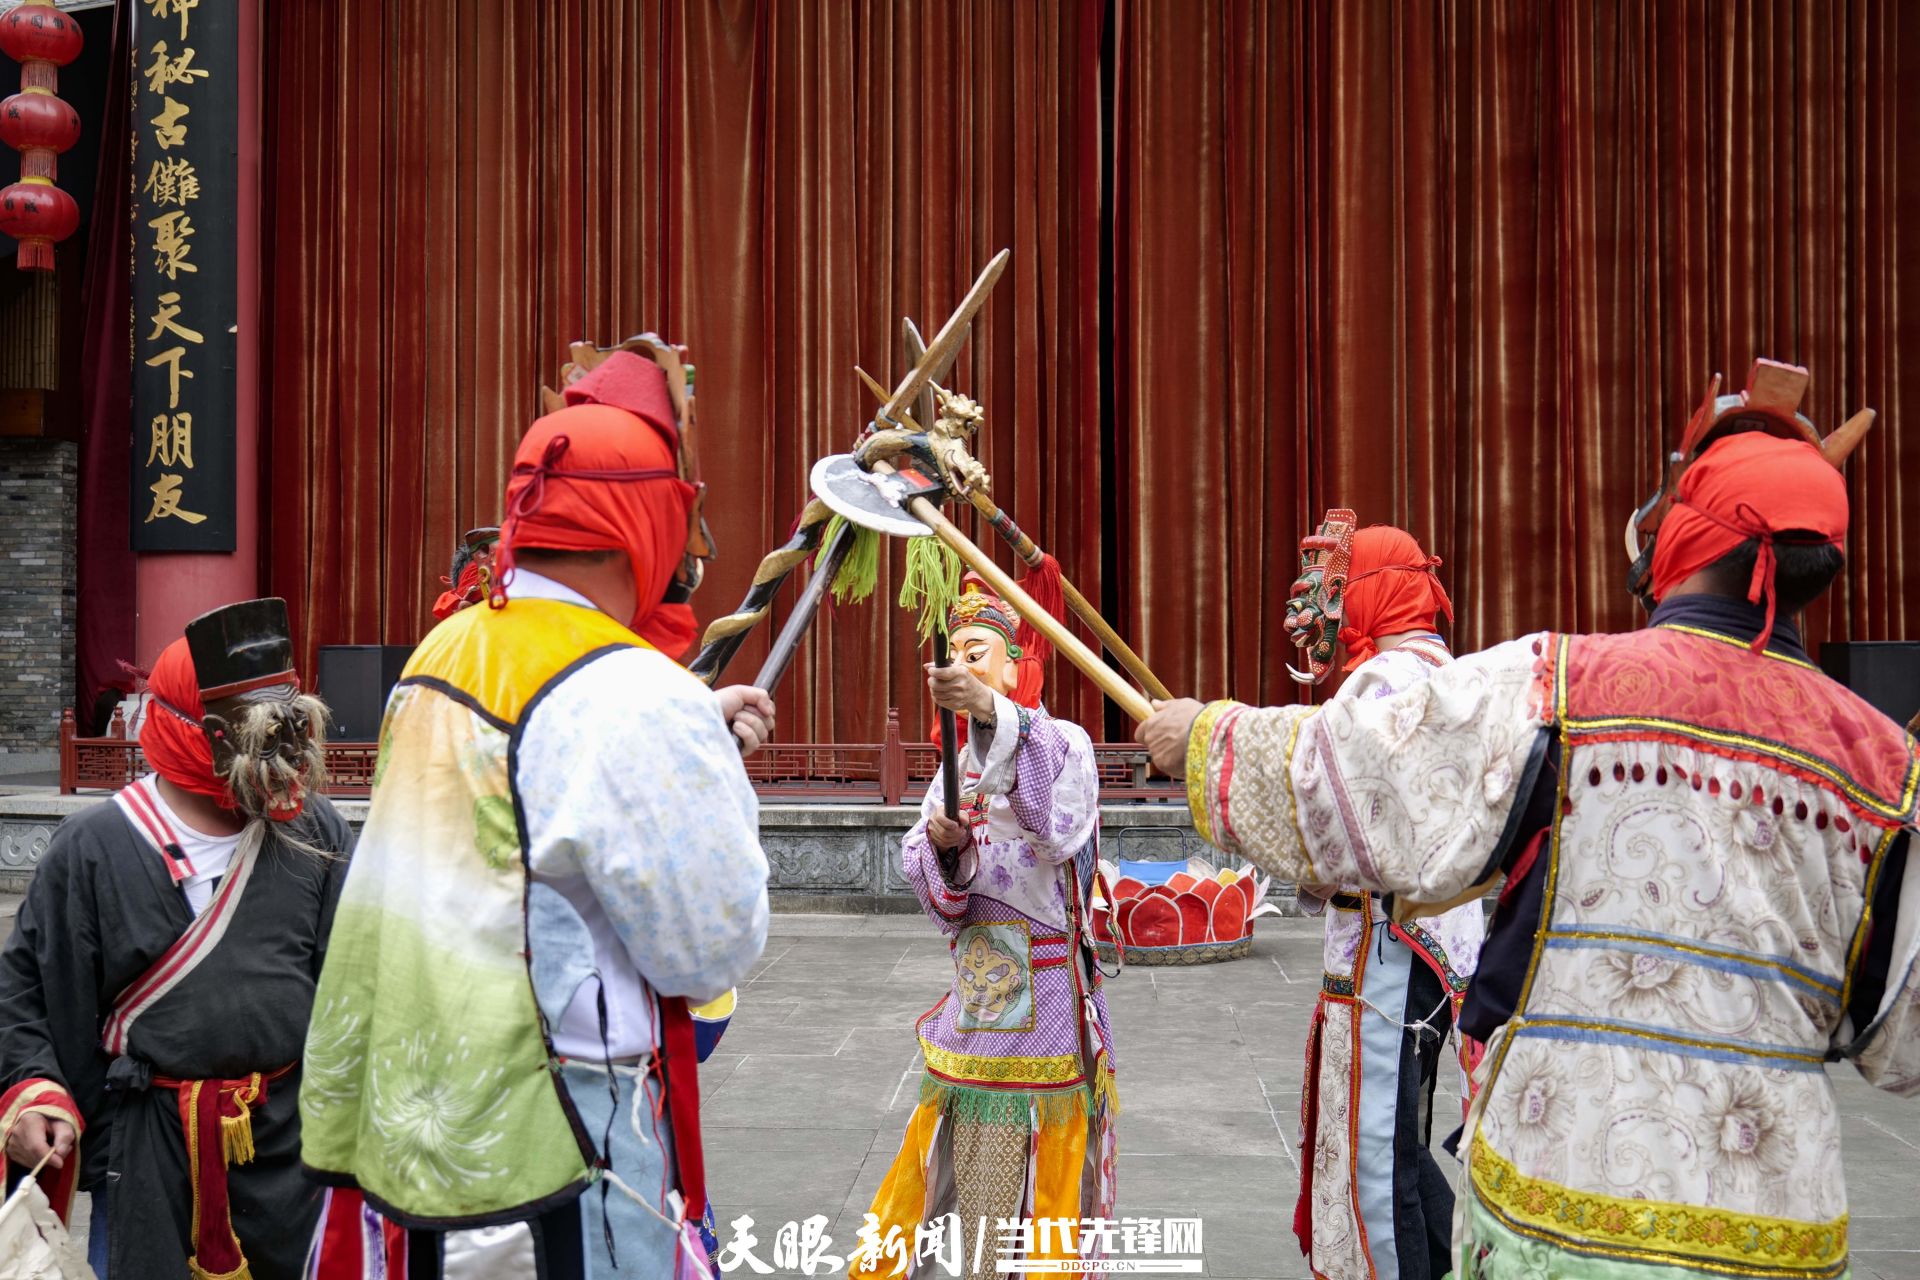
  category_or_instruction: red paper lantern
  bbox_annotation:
[0,3,83,75]
[0,93,80,173]
[0,1,82,272]
[0,181,78,268]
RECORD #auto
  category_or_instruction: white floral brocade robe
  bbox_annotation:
[1185,623,1920,1280]
[1294,638,1485,1280]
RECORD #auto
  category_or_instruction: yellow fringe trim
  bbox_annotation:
[188,1257,252,1280]
[919,1039,1082,1085]
[1092,1062,1120,1118]
[221,1109,255,1166]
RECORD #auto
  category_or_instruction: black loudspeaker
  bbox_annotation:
[316,645,416,741]
[1818,642,1920,729]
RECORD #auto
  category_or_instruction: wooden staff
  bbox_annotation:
[688,252,1010,686]
[853,366,1174,702]
[873,461,1155,722]
[966,494,1173,701]
[746,518,856,696]
[689,498,834,685]
[932,631,962,820]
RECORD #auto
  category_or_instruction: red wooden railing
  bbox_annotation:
[60,707,1181,804]
[59,708,384,797]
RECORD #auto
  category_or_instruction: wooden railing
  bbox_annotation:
[59,709,384,797]
[740,709,1178,803]
[61,706,1182,804]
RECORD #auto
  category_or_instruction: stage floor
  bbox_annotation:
[14,901,1914,1277]
[702,913,1920,1279]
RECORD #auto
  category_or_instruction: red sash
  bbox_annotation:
[153,1064,293,1280]
[658,996,706,1215]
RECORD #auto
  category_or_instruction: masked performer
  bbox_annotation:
[1280,518,1482,1280]
[300,343,773,1280]
[856,577,1116,1280]
[1141,361,1920,1280]
[0,599,350,1280]
[431,526,502,621]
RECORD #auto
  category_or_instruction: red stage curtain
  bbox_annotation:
[1115,0,1920,712]
[265,0,1920,739]
[262,0,1105,741]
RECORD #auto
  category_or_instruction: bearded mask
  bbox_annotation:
[1284,508,1357,685]
[184,599,328,822]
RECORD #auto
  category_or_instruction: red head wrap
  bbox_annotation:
[1649,433,1847,651]
[495,355,698,655]
[1337,526,1453,671]
[138,637,230,806]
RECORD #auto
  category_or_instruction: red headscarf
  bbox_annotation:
[494,355,699,656]
[1649,432,1848,651]
[1338,526,1454,671]
[138,637,229,806]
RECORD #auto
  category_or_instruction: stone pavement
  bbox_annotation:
[706,914,1920,1279]
[2,894,1916,1276]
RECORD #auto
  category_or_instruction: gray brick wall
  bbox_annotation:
[0,439,77,756]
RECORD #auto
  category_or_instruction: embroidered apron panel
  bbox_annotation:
[954,923,1034,1033]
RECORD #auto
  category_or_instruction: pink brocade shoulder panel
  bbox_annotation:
[1561,627,1920,819]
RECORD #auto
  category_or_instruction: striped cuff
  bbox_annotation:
[1186,700,1241,849]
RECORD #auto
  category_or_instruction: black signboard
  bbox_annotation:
[129,0,236,551]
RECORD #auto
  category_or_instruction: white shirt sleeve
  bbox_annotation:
[515,647,771,1005]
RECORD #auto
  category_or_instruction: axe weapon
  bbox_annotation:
[813,450,1156,723]
[861,344,1175,703]
[727,334,979,700]
[688,250,1011,687]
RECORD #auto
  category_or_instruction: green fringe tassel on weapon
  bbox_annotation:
[898,536,962,641]
[819,515,882,605]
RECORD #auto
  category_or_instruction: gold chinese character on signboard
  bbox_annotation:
[147,210,196,279]
[145,0,198,42]
[150,96,189,149]
[145,413,194,469]
[148,292,203,346]
[143,157,200,207]
[144,345,194,409]
[144,41,208,95]
[145,473,206,525]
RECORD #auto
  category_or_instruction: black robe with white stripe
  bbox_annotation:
[0,794,352,1280]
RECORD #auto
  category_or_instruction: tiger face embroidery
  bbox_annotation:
[953,924,1033,1031]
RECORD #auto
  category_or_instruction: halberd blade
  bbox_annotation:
[809,454,937,538]
[875,251,1008,432]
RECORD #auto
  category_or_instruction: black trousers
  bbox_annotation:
[1390,952,1457,1280]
